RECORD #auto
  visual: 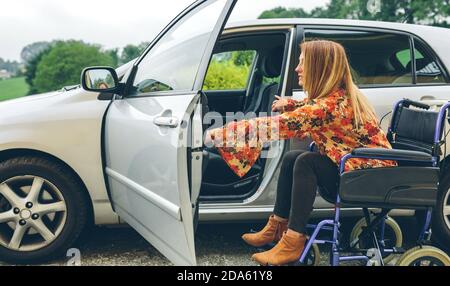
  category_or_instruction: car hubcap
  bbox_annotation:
[0,176,67,251]
[444,187,450,231]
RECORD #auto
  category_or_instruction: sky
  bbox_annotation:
[0,0,329,62]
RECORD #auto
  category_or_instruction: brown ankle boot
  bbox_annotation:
[251,231,307,266]
[241,215,288,247]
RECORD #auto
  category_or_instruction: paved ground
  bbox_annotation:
[0,216,431,266]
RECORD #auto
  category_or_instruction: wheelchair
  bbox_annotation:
[259,99,450,266]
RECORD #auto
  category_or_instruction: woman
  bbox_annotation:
[205,40,396,266]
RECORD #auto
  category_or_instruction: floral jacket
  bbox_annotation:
[207,89,397,178]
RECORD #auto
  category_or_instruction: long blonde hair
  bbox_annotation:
[300,40,377,128]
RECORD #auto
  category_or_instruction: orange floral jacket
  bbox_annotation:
[207,89,397,178]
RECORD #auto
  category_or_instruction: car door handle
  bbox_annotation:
[153,116,179,128]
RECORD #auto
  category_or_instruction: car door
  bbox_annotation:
[103,0,237,266]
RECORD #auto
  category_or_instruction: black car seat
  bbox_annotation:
[244,46,284,115]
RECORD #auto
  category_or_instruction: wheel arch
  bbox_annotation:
[0,148,95,226]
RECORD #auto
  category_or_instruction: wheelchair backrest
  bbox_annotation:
[388,100,445,156]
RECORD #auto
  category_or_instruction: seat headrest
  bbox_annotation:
[260,46,284,78]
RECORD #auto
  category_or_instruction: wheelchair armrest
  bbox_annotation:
[351,148,432,162]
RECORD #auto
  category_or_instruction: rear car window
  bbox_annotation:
[304,29,413,86]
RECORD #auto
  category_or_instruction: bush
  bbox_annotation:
[203,60,250,90]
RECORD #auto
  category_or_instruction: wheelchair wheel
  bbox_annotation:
[395,246,450,266]
[294,243,321,266]
[349,216,403,264]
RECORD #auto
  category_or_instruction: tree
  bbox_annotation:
[106,48,119,68]
[258,0,450,28]
[32,40,115,93]
[232,50,255,66]
[0,57,21,76]
[119,42,149,65]
[258,6,311,19]
[20,41,52,64]
[25,47,52,94]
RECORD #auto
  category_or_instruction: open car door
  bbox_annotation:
[103,0,237,265]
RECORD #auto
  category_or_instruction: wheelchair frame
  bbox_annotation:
[298,100,450,266]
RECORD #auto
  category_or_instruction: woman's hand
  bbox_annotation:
[271,95,290,112]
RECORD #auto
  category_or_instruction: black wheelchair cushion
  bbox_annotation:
[389,105,444,155]
[394,107,440,144]
[339,166,439,209]
[351,148,432,162]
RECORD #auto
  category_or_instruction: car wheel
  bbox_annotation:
[432,169,450,251]
[0,156,89,264]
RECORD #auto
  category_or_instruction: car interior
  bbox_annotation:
[199,31,290,201]
[328,33,414,85]
[305,30,446,86]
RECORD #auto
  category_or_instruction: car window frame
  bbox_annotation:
[203,28,293,104]
[411,35,450,86]
[292,24,450,92]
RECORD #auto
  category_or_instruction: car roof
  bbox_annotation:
[225,19,450,72]
[226,18,449,34]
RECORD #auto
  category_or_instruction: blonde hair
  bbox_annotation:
[300,40,377,128]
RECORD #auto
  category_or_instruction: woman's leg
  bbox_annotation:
[241,150,305,247]
[288,152,339,234]
[273,150,307,220]
[252,151,339,265]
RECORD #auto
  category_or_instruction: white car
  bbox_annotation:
[0,0,449,265]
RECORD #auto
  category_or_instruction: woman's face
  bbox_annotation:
[295,53,304,86]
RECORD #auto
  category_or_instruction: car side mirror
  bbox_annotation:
[81,67,119,93]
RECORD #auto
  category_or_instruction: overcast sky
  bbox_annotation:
[0,0,329,62]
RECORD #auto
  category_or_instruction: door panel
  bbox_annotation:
[105,93,200,265]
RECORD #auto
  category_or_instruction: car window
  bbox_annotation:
[413,38,446,84]
[304,29,413,86]
[129,0,228,96]
[203,50,257,90]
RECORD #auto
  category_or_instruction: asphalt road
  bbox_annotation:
[0,216,433,266]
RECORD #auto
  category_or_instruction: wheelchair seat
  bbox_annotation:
[339,165,439,209]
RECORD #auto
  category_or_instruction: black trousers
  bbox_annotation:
[273,150,340,234]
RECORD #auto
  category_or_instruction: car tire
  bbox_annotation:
[432,168,450,252]
[0,156,89,264]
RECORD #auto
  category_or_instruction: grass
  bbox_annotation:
[0,77,29,102]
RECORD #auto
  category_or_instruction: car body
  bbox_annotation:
[0,0,449,265]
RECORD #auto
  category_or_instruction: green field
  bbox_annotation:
[0,77,29,102]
